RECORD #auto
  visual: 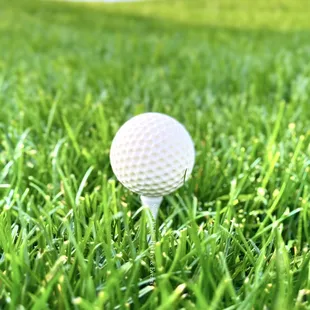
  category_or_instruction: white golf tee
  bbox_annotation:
[140,196,163,219]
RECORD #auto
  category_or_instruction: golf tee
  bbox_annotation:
[140,196,163,219]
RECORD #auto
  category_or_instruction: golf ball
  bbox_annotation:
[110,112,195,197]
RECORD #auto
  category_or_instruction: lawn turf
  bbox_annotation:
[0,0,310,308]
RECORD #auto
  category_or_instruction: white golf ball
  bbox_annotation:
[110,113,195,197]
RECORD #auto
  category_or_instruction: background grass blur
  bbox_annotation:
[0,0,310,309]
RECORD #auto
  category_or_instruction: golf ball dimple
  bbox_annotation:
[110,113,195,197]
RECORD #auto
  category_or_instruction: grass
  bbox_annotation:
[0,0,310,308]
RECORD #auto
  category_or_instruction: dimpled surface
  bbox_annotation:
[110,113,195,197]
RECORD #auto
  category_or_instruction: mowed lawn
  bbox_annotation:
[0,0,310,308]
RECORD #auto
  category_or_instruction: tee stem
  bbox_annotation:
[140,196,163,219]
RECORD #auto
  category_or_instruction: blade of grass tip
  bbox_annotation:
[123,259,142,307]
[297,185,307,251]
[138,285,157,310]
[72,297,95,309]
[79,216,95,258]
[294,252,310,298]
[258,176,287,233]
[14,128,31,190]
[261,151,280,189]
[62,115,81,156]
[187,221,216,298]
[95,103,110,147]
[167,229,187,274]
[144,207,157,269]
[62,220,88,276]
[95,288,110,309]
[0,270,13,292]
[166,195,188,223]
[51,138,66,197]
[138,208,148,253]
[8,244,23,306]
[32,256,67,310]
[234,226,256,265]
[208,277,230,310]
[259,135,305,232]
[109,179,122,247]
[265,100,285,163]
[251,233,273,282]
[182,281,209,309]
[157,283,186,310]
[19,235,31,292]
[290,134,305,164]
[75,166,94,206]
[302,195,309,243]
[272,226,292,310]
[239,270,271,310]
[45,92,61,140]
[155,241,171,303]
[57,165,75,209]
[222,178,238,225]
[102,179,115,273]
[177,228,188,264]
[145,207,156,242]
[57,165,84,246]
[253,208,302,240]
[218,252,237,302]
[223,218,235,262]
[0,161,13,184]
[155,241,163,273]
[213,200,222,233]
[119,201,136,261]
[138,285,155,300]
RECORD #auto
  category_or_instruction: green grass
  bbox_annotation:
[0,0,310,308]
